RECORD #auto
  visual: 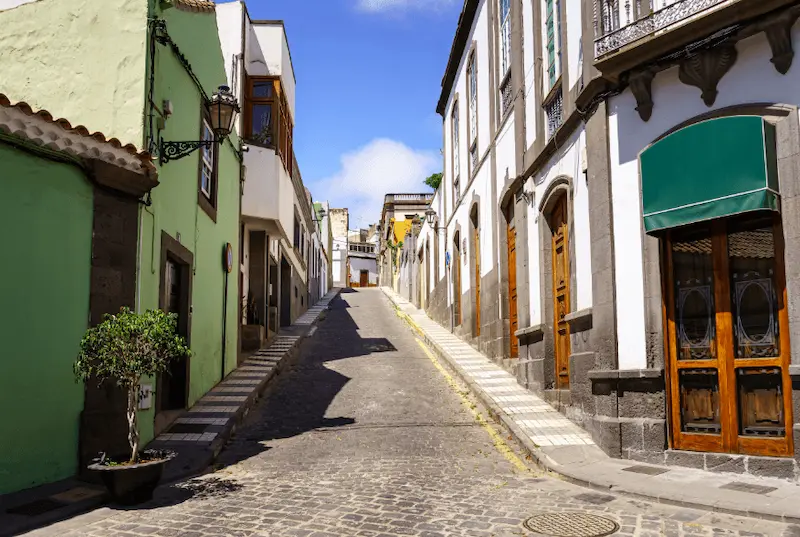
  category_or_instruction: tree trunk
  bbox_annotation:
[127,383,140,463]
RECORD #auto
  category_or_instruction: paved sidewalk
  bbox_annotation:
[381,286,800,524]
[0,289,339,537]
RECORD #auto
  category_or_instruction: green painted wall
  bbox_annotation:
[136,4,241,444]
[0,0,148,147]
[0,0,240,463]
[0,143,93,494]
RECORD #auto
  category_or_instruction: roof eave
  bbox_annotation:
[436,0,479,117]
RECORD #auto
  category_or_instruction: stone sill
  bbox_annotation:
[564,307,592,332]
[515,324,544,343]
[588,368,663,380]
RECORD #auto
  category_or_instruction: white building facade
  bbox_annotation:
[411,0,800,476]
[217,2,315,348]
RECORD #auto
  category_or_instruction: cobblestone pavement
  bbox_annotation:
[25,289,799,537]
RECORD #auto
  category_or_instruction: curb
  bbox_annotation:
[0,290,341,537]
[383,288,800,525]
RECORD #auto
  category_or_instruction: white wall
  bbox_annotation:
[251,24,296,119]
[607,23,800,369]
[242,147,281,223]
[522,0,537,149]
[350,257,378,285]
[565,0,582,90]
[215,1,243,95]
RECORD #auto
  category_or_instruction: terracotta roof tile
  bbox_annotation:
[173,0,216,13]
[0,92,155,173]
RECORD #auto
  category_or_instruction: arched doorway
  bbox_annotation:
[470,205,481,337]
[548,194,571,389]
[505,203,518,358]
[453,231,462,326]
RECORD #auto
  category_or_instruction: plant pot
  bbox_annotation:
[88,449,176,505]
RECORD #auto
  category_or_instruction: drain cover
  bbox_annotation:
[523,512,619,537]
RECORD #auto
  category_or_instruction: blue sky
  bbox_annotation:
[245,0,462,228]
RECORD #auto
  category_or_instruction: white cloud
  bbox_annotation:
[356,0,457,13]
[312,138,439,228]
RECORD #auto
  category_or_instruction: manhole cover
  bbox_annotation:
[523,512,619,537]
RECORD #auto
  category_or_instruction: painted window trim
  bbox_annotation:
[544,0,563,91]
[244,75,294,177]
[499,0,512,77]
[451,99,461,203]
[197,114,218,223]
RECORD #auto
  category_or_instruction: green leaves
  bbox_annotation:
[74,307,192,389]
[424,172,442,190]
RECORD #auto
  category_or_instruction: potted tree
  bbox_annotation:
[74,307,191,505]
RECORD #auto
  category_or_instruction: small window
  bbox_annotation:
[200,120,214,199]
[197,118,218,222]
[452,104,460,183]
[467,52,478,147]
[245,76,293,173]
[499,0,511,75]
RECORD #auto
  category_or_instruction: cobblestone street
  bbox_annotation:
[26,289,800,537]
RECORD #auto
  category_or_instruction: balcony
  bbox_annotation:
[241,145,294,238]
[593,0,796,79]
[384,193,435,205]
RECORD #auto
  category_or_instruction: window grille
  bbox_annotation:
[545,87,563,139]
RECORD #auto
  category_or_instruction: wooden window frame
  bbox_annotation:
[663,214,793,457]
[244,76,293,175]
[197,115,218,223]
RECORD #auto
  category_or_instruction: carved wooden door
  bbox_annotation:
[551,197,571,389]
[507,221,519,358]
[453,235,462,326]
[475,225,481,337]
[665,215,793,456]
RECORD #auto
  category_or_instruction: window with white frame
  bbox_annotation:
[499,0,511,76]
[200,120,214,199]
[467,52,478,175]
[545,0,562,89]
[452,103,460,199]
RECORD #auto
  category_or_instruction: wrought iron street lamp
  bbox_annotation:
[160,85,240,165]
[425,208,438,227]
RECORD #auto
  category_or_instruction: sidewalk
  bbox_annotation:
[381,286,800,524]
[0,289,340,537]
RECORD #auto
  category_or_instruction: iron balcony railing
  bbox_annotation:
[594,0,732,58]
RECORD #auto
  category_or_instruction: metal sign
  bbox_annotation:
[445,251,451,266]
[223,243,234,273]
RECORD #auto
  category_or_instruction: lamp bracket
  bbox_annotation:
[160,139,219,165]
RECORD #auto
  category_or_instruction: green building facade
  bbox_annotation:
[0,0,241,493]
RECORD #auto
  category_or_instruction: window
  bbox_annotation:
[200,120,214,198]
[294,213,300,248]
[197,118,218,221]
[467,51,478,175]
[451,103,460,199]
[245,76,293,175]
[499,0,511,76]
[545,0,562,89]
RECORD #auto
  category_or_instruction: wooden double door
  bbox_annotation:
[551,197,571,389]
[665,214,793,456]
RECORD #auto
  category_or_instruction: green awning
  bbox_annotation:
[640,116,779,233]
